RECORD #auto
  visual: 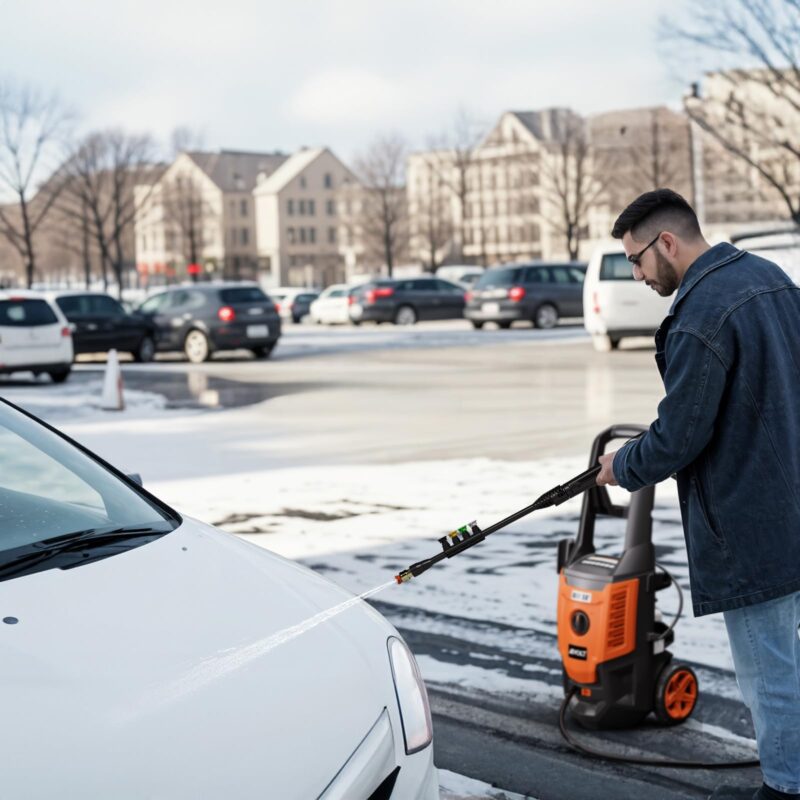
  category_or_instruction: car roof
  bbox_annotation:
[0,290,55,301]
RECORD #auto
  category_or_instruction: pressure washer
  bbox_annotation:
[395,424,759,769]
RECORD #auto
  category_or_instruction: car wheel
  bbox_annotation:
[394,305,417,325]
[251,344,274,359]
[471,321,484,330]
[497,321,512,329]
[133,335,156,363]
[350,319,362,326]
[533,303,558,329]
[48,366,71,383]
[184,330,211,363]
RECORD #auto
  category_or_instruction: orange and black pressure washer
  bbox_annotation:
[395,424,758,769]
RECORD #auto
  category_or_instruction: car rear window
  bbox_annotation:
[599,253,635,281]
[0,299,58,327]
[475,268,522,288]
[219,287,269,304]
[56,295,92,317]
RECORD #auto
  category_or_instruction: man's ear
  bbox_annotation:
[660,231,679,257]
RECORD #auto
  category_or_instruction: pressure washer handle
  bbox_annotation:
[555,465,602,504]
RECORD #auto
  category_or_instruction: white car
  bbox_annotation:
[270,287,319,324]
[582,243,672,351]
[309,284,355,325]
[0,398,438,798]
[0,290,73,382]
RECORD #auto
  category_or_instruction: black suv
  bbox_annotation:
[464,262,586,329]
[52,292,157,362]
[136,283,281,363]
[349,277,466,325]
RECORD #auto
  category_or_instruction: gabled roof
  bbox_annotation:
[253,147,330,194]
[508,109,582,141]
[185,150,288,192]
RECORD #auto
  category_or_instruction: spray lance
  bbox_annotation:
[395,463,602,584]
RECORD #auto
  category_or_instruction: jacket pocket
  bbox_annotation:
[690,475,727,550]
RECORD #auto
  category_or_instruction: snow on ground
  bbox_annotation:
[439,769,538,800]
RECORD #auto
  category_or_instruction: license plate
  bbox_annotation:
[482,302,500,314]
[246,324,269,338]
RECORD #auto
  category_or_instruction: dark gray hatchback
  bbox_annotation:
[348,277,466,325]
[135,283,281,363]
[464,262,586,329]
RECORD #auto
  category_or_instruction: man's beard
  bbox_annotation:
[651,250,680,296]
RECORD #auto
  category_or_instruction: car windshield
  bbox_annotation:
[474,268,521,288]
[0,401,179,559]
[0,299,58,326]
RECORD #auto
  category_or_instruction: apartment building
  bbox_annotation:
[254,147,359,287]
[134,150,286,284]
[408,108,609,266]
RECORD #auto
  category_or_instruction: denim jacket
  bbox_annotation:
[613,243,800,616]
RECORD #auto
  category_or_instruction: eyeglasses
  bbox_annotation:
[627,233,662,267]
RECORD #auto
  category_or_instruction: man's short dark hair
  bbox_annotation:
[611,189,702,242]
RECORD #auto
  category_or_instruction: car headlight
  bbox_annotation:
[387,636,433,754]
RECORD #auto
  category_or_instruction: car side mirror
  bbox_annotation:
[126,472,143,486]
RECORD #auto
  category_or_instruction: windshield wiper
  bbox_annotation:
[0,523,175,580]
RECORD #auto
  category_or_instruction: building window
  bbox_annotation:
[300,176,307,189]
[289,255,297,267]
[240,199,248,216]
[324,173,333,189]
[309,228,316,244]
[328,226,336,244]
[308,199,316,216]
[229,228,237,246]
[288,199,294,215]
[287,227,296,244]
[326,199,335,215]
[299,228,307,243]
[241,227,249,246]
[299,199,306,215]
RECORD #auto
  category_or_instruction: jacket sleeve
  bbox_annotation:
[613,331,729,491]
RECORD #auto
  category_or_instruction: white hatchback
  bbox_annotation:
[0,398,438,798]
[582,243,672,351]
[0,291,73,382]
[309,284,354,325]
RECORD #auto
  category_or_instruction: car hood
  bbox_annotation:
[0,518,401,798]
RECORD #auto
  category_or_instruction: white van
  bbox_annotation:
[582,243,672,351]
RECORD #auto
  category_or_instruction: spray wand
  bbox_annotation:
[395,464,602,584]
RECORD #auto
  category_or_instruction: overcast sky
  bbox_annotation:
[2,0,688,163]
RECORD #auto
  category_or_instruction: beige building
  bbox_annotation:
[134,150,286,285]
[408,109,611,266]
[254,147,358,287]
[687,71,799,231]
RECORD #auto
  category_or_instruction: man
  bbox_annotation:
[596,189,800,800]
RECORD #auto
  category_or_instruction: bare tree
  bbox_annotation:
[425,110,486,262]
[61,129,158,296]
[0,82,71,287]
[665,0,800,223]
[413,170,452,270]
[540,116,609,260]
[355,134,408,276]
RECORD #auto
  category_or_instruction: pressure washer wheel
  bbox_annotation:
[653,663,699,725]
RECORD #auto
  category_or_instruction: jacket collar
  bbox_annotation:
[668,242,746,316]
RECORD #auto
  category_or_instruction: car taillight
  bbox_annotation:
[61,326,71,337]
[366,287,394,304]
[508,286,525,302]
[218,306,236,322]
[464,291,473,303]
[348,295,355,305]
[592,291,601,314]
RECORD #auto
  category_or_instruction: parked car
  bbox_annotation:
[349,277,466,325]
[308,284,356,325]
[464,261,586,329]
[0,291,72,382]
[50,291,156,362]
[435,264,484,288]
[0,397,438,797]
[136,282,281,363]
[582,243,672,350]
[270,287,319,324]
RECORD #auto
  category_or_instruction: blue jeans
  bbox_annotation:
[724,591,800,794]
